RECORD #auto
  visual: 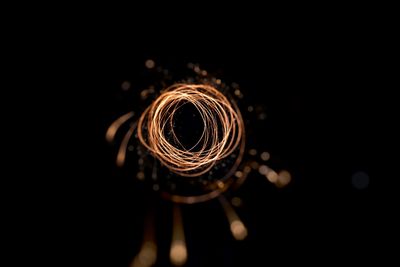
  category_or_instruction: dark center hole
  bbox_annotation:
[172,102,205,150]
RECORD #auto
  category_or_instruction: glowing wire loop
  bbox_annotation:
[137,84,244,177]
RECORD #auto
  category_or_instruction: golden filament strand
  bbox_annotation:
[106,111,135,142]
[116,122,137,167]
[137,84,244,177]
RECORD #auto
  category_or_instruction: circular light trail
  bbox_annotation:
[137,84,245,177]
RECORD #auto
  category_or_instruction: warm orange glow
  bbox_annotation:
[116,123,137,167]
[105,111,135,143]
[170,241,187,266]
[276,170,291,188]
[145,59,155,69]
[131,242,157,267]
[230,220,248,240]
[258,165,269,175]
[249,149,257,156]
[136,171,145,180]
[107,83,247,203]
[219,196,248,241]
[266,170,278,183]
[243,166,252,173]
[235,171,243,178]
[170,206,187,266]
[137,84,244,177]
[131,210,157,267]
[260,151,270,161]
[140,90,149,99]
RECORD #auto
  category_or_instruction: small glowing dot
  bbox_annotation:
[276,170,291,188]
[140,90,148,98]
[170,241,187,266]
[153,184,160,191]
[351,171,369,190]
[248,106,254,112]
[260,152,270,161]
[201,70,207,76]
[216,79,221,84]
[121,81,131,91]
[217,181,225,189]
[249,149,257,156]
[235,171,243,178]
[258,165,269,175]
[243,166,252,173]
[138,158,144,165]
[194,66,200,73]
[187,62,194,69]
[234,89,241,96]
[145,59,155,69]
[128,145,134,152]
[231,197,242,207]
[137,172,145,180]
[230,220,248,240]
[266,170,278,183]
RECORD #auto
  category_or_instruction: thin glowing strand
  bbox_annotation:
[137,84,244,177]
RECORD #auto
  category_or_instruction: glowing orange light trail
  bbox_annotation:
[137,84,244,177]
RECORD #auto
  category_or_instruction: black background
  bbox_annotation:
[52,22,383,267]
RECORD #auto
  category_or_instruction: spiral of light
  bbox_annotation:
[137,84,244,177]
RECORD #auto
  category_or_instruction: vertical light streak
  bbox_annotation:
[219,196,248,240]
[131,211,157,267]
[170,205,187,266]
[116,122,137,167]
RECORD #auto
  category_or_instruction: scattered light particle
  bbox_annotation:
[121,81,131,91]
[249,149,257,156]
[137,172,145,180]
[258,165,269,175]
[235,171,243,178]
[145,59,155,69]
[260,152,270,161]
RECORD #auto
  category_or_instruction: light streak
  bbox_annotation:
[137,84,244,177]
